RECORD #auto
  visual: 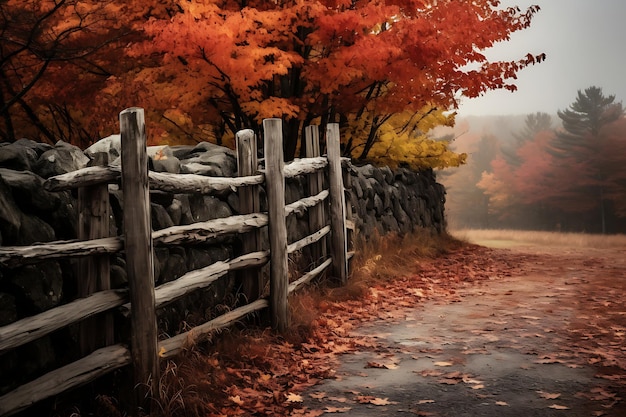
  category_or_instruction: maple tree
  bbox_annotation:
[111,0,543,161]
[2,0,543,168]
[0,0,132,146]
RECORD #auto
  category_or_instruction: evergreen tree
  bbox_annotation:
[551,86,625,233]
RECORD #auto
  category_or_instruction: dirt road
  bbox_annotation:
[298,243,626,416]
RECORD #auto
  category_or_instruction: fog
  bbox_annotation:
[457,0,626,117]
[437,112,626,234]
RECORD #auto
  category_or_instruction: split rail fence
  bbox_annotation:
[0,108,352,416]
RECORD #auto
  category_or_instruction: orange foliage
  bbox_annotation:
[1,0,543,157]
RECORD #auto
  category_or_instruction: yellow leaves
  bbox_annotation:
[347,107,465,169]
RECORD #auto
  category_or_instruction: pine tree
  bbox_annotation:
[551,86,625,233]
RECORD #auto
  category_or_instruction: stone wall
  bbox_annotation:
[0,137,445,395]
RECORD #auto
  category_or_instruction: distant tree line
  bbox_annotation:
[443,86,626,234]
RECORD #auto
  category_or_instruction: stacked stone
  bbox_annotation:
[0,137,446,395]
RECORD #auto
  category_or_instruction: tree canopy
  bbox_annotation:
[1,0,544,164]
[443,87,626,233]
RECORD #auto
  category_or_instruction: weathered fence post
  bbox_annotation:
[263,118,289,332]
[78,152,113,355]
[120,107,158,410]
[236,129,262,301]
[326,123,348,285]
[305,125,327,267]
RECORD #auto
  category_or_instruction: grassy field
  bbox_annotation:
[451,229,626,249]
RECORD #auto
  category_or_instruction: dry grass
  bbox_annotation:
[288,228,462,333]
[55,229,464,417]
[451,228,626,249]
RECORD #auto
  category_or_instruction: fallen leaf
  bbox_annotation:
[370,397,393,406]
[287,393,303,403]
[323,406,352,413]
[471,384,485,390]
[418,369,444,377]
[309,392,326,399]
[229,395,244,406]
[537,391,561,400]
[495,401,509,406]
[433,361,453,367]
[417,399,435,404]
[548,404,570,410]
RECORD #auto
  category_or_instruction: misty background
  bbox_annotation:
[438,1,626,234]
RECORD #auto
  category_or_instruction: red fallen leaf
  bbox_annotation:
[309,392,327,399]
[370,397,394,406]
[548,404,569,410]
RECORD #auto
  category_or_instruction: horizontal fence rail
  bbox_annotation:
[0,108,352,416]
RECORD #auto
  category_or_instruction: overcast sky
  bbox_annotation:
[456,0,626,116]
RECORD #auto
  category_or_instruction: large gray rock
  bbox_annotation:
[148,145,181,174]
[34,141,89,178]
[0,177,21,244]
[0,293,17,326]
[0,142,38,171]
[0,168,60,212]
[159,248,187,284]
[182,148,237,177]
[17,213,56,245]
[188,195,232,223]
[84,134,120,162]
[151,203,174,230]
[10,261,63,312]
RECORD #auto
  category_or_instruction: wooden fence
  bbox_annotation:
[0,108,352,416]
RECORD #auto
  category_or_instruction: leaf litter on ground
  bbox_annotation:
[131,234,626,417]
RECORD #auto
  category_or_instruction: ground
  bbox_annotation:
[291,236,626,416]
[143,232,626,417]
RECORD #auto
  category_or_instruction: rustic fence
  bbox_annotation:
[0,108,352,416]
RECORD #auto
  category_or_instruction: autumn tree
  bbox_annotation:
[0,0,136,146]
[439,130,499,228]
[549,87,625,233]
[502,112,552,166]
[115,0,543,161]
